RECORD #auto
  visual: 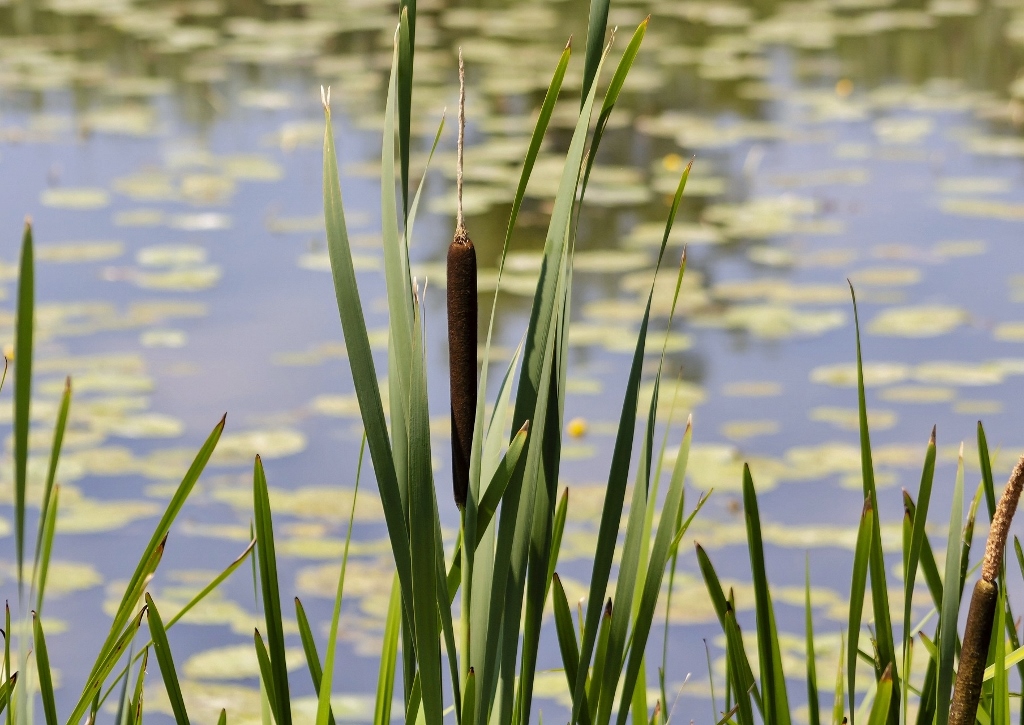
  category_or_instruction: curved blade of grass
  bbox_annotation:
[724,606,754,725]
[32,614,57,725]
[100,539,256,711]
[0,674,16,718]
[254,456,292,725]
[146,595,190,725]
[935,446,965,725]
[68,606,147,725]
[254,629,280,725]
[805,559,820,725]
[552,575,590,725]
[474,422,529,549]
[33,484,59,616]
[580,0,610,104]
[323,82,414,647]
[903,429,936,655]
[865,665,893,725]
[848,498,873,725]
[128,649,148,725]
[34,377,70,611]
[849,285,898,718]
[615,425,699,725]
[832,634,845,725]
[14,221,33,590]
[295,599,336,725]
[742,464,791,725]
[316,436,365,725]
[374,574,401,725]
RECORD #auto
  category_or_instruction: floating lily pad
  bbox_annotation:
[879,385,955,403]
[868,305,968,337]
[37,241,123,263]
[721,419,780,440]
[41,187,110,209]
[183,644,305,680]
[810,406,898,430]
[723,381,783,397]
[137,245,207,267]
[140,328,187,348]
[134,265,222,291]
[849,266,921,287]
[810,362,910,387]
[211,428,307,465]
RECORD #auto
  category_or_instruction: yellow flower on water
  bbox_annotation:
[566,417,588,438]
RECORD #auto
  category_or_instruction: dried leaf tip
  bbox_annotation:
[930,424,936,444]
[320,85,330,110]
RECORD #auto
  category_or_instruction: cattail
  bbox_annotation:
[949,451,1024,725]
[448,49,477,510]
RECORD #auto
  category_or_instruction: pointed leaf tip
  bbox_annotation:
[930,425,936,444]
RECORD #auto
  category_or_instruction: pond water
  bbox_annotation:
[2,0,1024,720]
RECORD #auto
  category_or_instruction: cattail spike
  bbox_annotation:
[448,52,477,510]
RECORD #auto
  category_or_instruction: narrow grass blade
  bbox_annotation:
[848,498,873,725]
[254,629,280,725]
[865,665,893,725]
[805,559,820,725]
[462,669,476,725]
[992,582,1009,725]
[219,710,227,725]
[0,674,16,718]
[936,446,965,725]
[903,429,936,661]
[724,606,754,725]
[14,221,33,590]
[832,634,845,725]
[129,649,148,725]
[545,488,569,600]
[850,285,898,718]
[374,575,401,725]
[253,456,292,725]
[34,377,70,611]
[473,422,530,548]
[587,599,613,721]
[904,491,944,607]
[580,0,610,103]
[294,599,336,725]
[915,644,936,725]
[552,575,585,720]
[146,595,190,725]
[742,465,791,725]
[32,614,57,725]
[323,83,414,645]
[316,437,365,725]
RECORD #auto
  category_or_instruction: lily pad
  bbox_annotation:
[868,305,968,337]
[37,241,123,263]
[41,187,110,209]
[211,428,307,465]
[183,644,305,680]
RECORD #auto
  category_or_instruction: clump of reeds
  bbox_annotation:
[447,49,477,510]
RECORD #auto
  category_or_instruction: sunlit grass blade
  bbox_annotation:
[315,436,364,725]
[14,220,33,590]
[294,599,336,725]
[323,78,414,651]
[545,488,569,598]
[587,599,613,720]
[253,456,292,725]
[397,6,412,216]
[219,709,227,725]
[146,595,189,725]
[848,498,873,725]
[805,559,819,725]
[462,669,476,725]
[936,446,965,725]
[34,377,70,611]
[904,491,944,607]
[832,633,844,725]
[374,575,401,725]
[915,642,936,725]
[115,644,133,725]
[473,422,529,547]
[32,613,57,725]
[865,665,893,725]
[0,673,16,718]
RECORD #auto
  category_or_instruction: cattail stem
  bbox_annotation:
[448,49,476,510]
[950,453,1024,725]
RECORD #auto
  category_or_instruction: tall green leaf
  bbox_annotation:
[935,447,965,725]
[848,498,873,725]
[146,595,190,725]
[13,221,33,589]
[32,613,57,725]
[253,456,292,725]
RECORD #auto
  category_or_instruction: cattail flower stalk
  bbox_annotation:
[448,49,477,510]
[949,453,1024,725]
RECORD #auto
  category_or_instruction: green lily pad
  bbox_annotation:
[810,406,898,430]
[183,644,305,680]
[37,241,123,263]
[211,428,307,465]
[41,187,111,209]
[868,305,968,337]
[137,245,207,267]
